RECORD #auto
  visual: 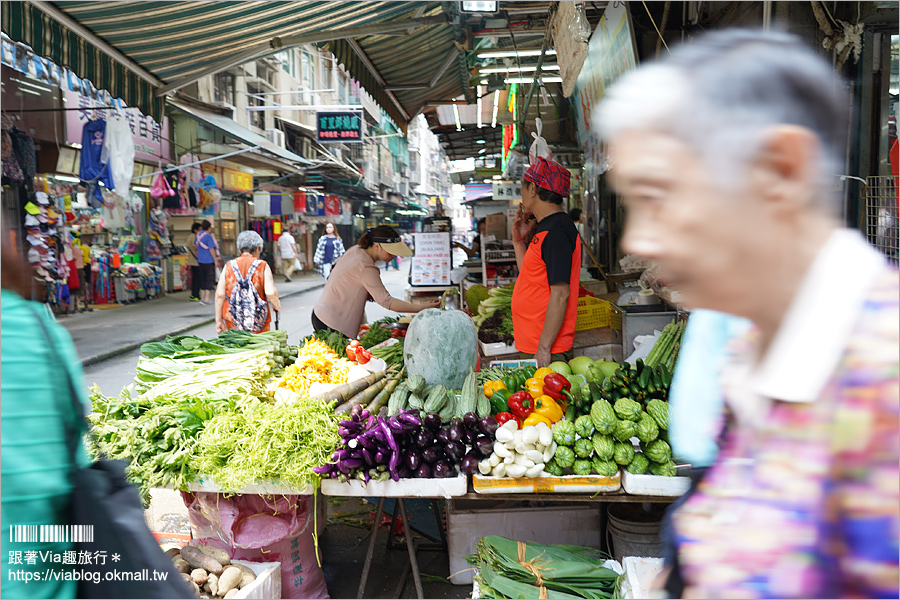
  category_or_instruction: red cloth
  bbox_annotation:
[523,156,571,197]
[66,258,80,290]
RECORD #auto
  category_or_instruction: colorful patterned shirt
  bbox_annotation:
[673,231,899,598]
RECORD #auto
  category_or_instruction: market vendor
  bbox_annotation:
[453,217,486,258]
[311,225,440,338]
[511,157,581,367]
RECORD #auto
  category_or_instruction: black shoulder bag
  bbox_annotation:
[32,308,193,599]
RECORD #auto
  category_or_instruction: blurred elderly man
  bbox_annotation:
[597,30,898,598]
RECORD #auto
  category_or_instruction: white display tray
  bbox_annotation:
[621,470,690,497]
[320,473,467,498]
[479,340,517,357]
[472,472,621,494]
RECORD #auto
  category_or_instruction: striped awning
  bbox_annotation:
[0,1,467,128]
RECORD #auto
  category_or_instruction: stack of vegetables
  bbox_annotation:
[472,284,514,327]
[549,387,676,477]
[645,319,686,371]
[386,372,490,422]
[140,329,297,376]
[276,338,353,397]
[314,407,499,483]
[306,329,350,357]
[477,419,557,479]
[369,338,404,368]
[482,366,570,427]
[477,308,515,346]
[357,316,402,348]
[467,536,620,599]
[89,332,343,502]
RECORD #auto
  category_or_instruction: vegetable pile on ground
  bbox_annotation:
[314,408,499,482]
[472,284,514,328]
[468,536,619,599]
[169,543,256,599]
[276,338,353,397]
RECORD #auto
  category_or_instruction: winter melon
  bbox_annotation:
[404,309,478,390]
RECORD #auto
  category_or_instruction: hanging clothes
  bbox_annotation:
[103,117,135,196]
[79,119,115,204]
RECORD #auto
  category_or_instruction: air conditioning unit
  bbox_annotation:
[265,128,286,148]
[210,101,236,120]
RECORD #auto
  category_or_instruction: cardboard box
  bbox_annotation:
[483,212,507,240]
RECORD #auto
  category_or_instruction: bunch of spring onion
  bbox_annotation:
[472,284,514,327]
[468,536,619,599]
[215,329,298,375]
[193,396,341,491]
[135,350,271,401]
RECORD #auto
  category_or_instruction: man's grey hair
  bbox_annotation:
[237,230,264,253]
[595,29,848,215]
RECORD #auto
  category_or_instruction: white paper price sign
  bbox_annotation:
[411,232,451,286]
[492,182,520,201]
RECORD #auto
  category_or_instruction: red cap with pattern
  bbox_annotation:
[523,156,570,197]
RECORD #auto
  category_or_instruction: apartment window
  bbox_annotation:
[248,86,265,129]
[300,51,314,90]
[320,53,331,91]
[349,81,361,105]
[214,72,235,105]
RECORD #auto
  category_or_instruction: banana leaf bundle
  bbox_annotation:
[467,536,619,599]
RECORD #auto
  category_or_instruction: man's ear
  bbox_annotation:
[752,125,821,212]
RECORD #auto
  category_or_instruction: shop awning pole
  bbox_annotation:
[133,146,261,180]
[519,35,550,127]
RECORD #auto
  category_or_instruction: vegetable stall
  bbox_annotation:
[89,304,690,599]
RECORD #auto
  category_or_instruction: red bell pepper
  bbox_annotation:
[494,412,516,427]
[507,391,533,422]
[543,373,574,402]
[356,347,372,365]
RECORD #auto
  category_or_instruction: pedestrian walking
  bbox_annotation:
[187,221,201,301]
[313,222,345,279]
[195,220,219,305]
[278,227,299,282]
[215,230,281,334]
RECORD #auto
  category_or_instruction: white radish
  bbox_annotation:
[522,427,540,445]
[503,454,515,464]
[493,463,507,477]
[525,450,544,464]
[495,427,515,443]
[538,426,553,447]
[513,454,535,468]
[501,419,518,433]
[542,446,555,463]
[478,459,492,475]
[488,454,501,467]
[515,442,535,455]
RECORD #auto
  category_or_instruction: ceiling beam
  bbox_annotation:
[32,1,164,87]
[346,40,410,122]
[428,51,459,88]
[156,14,447,96]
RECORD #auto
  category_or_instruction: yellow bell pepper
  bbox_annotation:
[482,380,507,398]
[524,377,545,399]
[533,395,564,423]
[523,412,553,428]
[533,367,555,382]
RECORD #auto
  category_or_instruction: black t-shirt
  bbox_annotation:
[535,212,578,286]
[472,234,481,254]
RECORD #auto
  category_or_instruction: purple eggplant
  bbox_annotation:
[338,427,355,438]
[447,421,463,443]
[374,449,387,464]
[360,448,375,467]
[404,449,422,471]
[432,460,453,478]
[463,412,480,431]
[435,427,451,444]
[444,440,466,462]
[473,435,494,457]
[398,465,413,479]
[397,412,422,428]
[415,463,433,479]
[356,433,375,450]
[461,427,477,445]
[479,416,499,437]
[340,419,362,430]
[423,413,442,430]
[414,429,435,449]
[361,410,371,420]
[421,445,443,464]
[351,404,364,419]
[313,465,333,475]
[460,450,481,475]
[332,449,353,462]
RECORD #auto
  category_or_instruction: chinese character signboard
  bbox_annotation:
[64,89,169,164]
[410,232,451,286]
[492,182,519,201]
[222,168,253,193]
[316,111,363,143]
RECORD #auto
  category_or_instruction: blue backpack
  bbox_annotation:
[228,259,269,332]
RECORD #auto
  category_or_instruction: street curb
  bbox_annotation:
[80,282,326,367]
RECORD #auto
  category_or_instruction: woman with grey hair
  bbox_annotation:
[215,230,281,333]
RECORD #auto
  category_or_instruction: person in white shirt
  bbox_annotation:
[278,229,298,282]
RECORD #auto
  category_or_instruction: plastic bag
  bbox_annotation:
[529,118,553,164]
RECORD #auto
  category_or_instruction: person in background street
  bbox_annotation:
[187,221,201,301]
[568,208,583,240]
[313,222,345,279]
[511,157,581,367]
[1,235,91,599]
[597,29,898,598]
[195,220,219,305]
[278,227,299,282]
[215,230,281,334]
[311,225,439,338]
[453,217,486,259]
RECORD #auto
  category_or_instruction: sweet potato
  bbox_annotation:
[224,590,238,599]
[197,544,231,566]
[206,573,218,597]
[234,563,256,589]
[217,566,242,596]
[190,569,208,585]
[180,546,224,575]
[173,558,191,574]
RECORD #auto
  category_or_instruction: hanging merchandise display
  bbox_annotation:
[103,116,135,196]
[80,118,116,206]
[293,191,307,213]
